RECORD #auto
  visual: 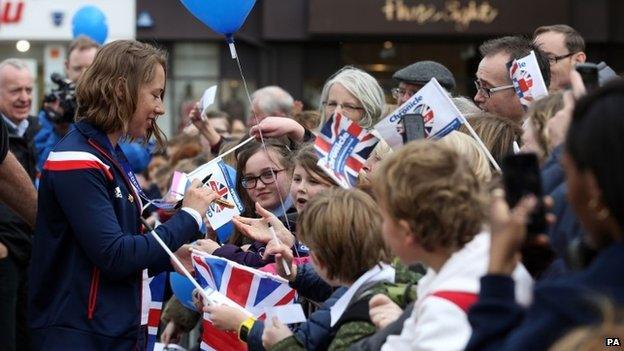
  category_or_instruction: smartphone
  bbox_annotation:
[575,63,599,92]
[402,113,425,142]
[501,153,548,236]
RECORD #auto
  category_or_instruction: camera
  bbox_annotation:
[43,73,77,124]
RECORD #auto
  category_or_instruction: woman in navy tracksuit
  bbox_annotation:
[28,40,216,350]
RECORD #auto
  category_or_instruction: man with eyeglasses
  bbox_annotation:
[533,24,587,92]
[391,60,456,106]
[474,36,551,123]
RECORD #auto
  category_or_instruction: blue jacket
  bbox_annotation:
[247,263,338,351]
[466,242,624,351]
[28,121,200,350]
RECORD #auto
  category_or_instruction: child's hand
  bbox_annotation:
[262,316,293,349]
[203,304,249,331]
[369,294,403,329]
[160,321,181,346]
[264,242,297,282]
[233,202,295,247]
[195,239,221,254]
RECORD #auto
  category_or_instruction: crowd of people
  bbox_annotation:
[0,23,623,350]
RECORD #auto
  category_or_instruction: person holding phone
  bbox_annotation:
[28,40,218,350]
[466,80,624,351]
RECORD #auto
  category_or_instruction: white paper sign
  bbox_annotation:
[264,304,307,325]
[187,158,243,230]
[374,78,464,149]
[200,86,218,116]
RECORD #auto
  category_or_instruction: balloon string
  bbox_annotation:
[232,43,300,258]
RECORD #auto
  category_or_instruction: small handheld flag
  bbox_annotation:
[508,50,549,110]
[314,113,378,188]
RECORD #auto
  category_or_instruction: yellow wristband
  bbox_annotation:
[238,316,256,342]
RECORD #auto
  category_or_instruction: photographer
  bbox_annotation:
[34,36,98,170]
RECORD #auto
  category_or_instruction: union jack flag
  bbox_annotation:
[192,253,297,351]
[314,113,378,188]
[207,179,230,213]
[146,272,167,351]
[508,50,548,110]
[510,61,534,99]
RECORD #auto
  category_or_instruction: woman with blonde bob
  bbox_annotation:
[29,40,217,349]
[319,66,386,129]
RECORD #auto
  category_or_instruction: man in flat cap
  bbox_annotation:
[391,60,456,106]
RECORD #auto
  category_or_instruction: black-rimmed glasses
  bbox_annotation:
[241,169,285,189]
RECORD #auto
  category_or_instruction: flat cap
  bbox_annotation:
[393,60,456,92]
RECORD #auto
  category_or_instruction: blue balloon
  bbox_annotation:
[179,0,256,39]
[72,6,108,45]
[169,272,198,310]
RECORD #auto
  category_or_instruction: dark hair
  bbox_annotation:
[292,143,337,187]
[229,139,294,245]
[534,24,585,53]
[566,80,624,232]
[479,36,551,89]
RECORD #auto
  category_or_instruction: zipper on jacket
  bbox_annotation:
[88,267,100,319]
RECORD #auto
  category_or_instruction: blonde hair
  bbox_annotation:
[458,113,522,167]
[526,92,564,161]
[437,131,492,184]
[319,66,386,129]
[75,40,168,148]
[298,188,392,283]
[372,140,486,252]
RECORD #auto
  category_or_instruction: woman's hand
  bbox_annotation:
[249,117,305,142]
[203,304,249,331]
[182,179,218,215]
[264,242,297,282]
[369,294,403,329]
[232,202,295,247]
[262,316,293,349]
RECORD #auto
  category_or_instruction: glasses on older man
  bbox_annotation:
[391,87,417,100]
[474,80,515,99]
[322,101,364,115]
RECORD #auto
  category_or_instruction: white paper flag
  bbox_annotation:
[187,158,243,230]
[508,50,549,110]
[374,78,464,149]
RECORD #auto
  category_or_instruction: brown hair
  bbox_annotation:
[526,92,564,162]
[292,143,337,187]
[372,140,486,252]
[458,113,522,168]
[298,188,392,283]
[229,139,294,245]
[75,40,168,148]
[534,24,585,53]
[437,131,492,184]
[68,35,99,56]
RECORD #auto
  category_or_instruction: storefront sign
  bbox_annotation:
[0,0,135,41]
[309,0,569,35]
